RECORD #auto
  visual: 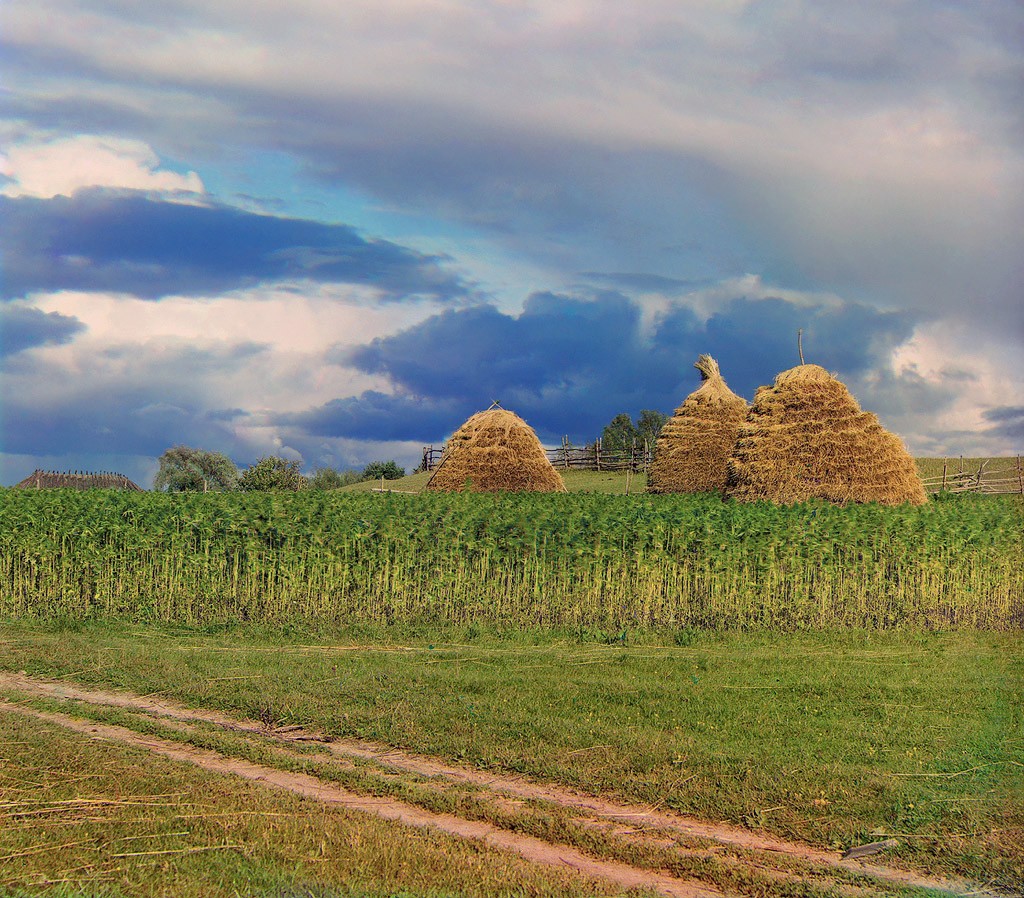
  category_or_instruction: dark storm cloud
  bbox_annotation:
[0,343,266,459]
[0,190,472,302]
[982,406,1024,441]
[283,290,919,445]
[0,306,86,356]
[578,272,712,293]
[700,297,916,391]
[280,391,464,444]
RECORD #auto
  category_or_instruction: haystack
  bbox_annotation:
[13,470,143,491]
[647,355,747,494]
[726,364,927,505]
[426,406,566,493]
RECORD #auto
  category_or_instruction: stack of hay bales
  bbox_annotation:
[647,354,747,494]
[426,406,566,493]
[726,364,927,506]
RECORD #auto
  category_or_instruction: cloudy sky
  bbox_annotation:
[2,1,1022,486]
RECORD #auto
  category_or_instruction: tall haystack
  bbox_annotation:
[647,355,748,494]
[726,364,927,506]
[426,406,566,493]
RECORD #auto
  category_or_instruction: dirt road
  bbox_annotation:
[0,671,987,897]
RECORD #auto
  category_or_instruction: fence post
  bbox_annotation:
[595,438,601,471]
[563,436,569,469]
[941,460,947,492]
[1018,455,1023,495]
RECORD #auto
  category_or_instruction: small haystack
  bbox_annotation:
[647,355,748,494]
[13,470,143,491]
[726,364,927,505]
[426,406,566,493]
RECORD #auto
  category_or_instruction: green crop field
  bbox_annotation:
[0,488,1020,630]
[1,485,1021,895]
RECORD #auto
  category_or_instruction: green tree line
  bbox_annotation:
[153,446,405,492]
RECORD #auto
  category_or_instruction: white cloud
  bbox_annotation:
[0,135,205,198]
[1,285,443,478]
[28,284,439,409]
[870,321,1024,455]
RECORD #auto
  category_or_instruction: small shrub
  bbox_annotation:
[308,468,363,490]
[363,460,405,481]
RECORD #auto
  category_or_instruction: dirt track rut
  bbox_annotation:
[0,671,984,898]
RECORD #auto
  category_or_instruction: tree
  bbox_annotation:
[362,460,405,481]
[238,456,307,491]
[636,409,668,445]
[153,445,238,492]
[600,413,638,452]
[307,467,363,490]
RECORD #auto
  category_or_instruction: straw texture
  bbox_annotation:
[13,470,143,491]
[726,364,927,506]
[426,408,566,493]
[647,355,748,494]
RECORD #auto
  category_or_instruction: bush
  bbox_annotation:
[307,467,363,490]
[362,460,405,481]
[153,446,238,492]
[238,457,307,491]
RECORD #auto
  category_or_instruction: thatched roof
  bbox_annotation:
[13,470,144,491]
[725,364,927,506]
[426,407,566,493]
[647,355,748,494]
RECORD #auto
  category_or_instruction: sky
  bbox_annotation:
[1,0,1022,487]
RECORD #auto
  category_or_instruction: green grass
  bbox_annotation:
[1,489,1020,629]
[0,699,626,897]
[339,469,646,493]
[341,471,433,492]
[0,621,1021,891]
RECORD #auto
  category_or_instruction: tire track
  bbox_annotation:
[0,698,719,898]
[0,672,986,897]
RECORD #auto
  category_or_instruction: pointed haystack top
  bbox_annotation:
[647,354,748,494]
[426,408,566,493]
[726,364,927,506]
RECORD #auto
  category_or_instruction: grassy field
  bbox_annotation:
[1,475,1020,893]
[347,459,1018,495]
[0,489,1020,630]
[342,469,650,493]
[0,620,1021,893]
[0,694,622,898]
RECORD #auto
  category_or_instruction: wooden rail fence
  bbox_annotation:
[421,438,654,474]
[920,457,1024,496]
[421,445,1024,495]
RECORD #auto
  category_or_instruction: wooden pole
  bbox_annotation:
[941,460,947,492]
[1017,455,1023,495]
[797,329,805,365]
[595,438,601,471]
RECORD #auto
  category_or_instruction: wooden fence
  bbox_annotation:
[920,457,1024,496]
[421,438,654,474]
[421,445,1024,494]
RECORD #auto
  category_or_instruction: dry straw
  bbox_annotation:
[726,364,927,506]
[13,469,143,491]
[647,355,748,494]
[426,406,566,493]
